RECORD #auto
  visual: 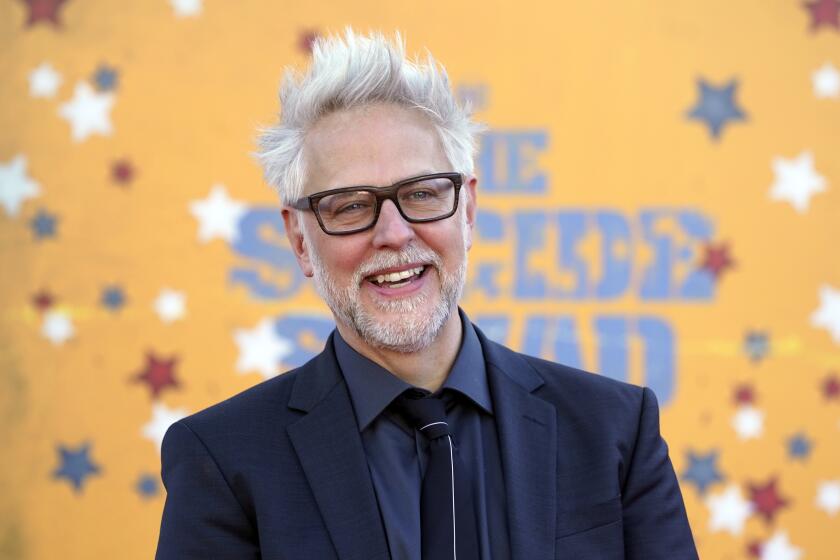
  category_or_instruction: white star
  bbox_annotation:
[189,184,247,243]
[0,155,41,217]
[813,62,840,99]
[760,530,802,560]
[41,310,74,345]
[816,480,840,516]
[142,403,189,452]
[234,318,294,379]
[29,62,62,98]
[707,484,754,535]
[732,405,764,440]
[769,151,827,213]
[58,81,115,142]
[154,288,186,323]
[170,0,202,17]
[811,284,840,344]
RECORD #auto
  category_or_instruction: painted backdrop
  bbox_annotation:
[2,0,839,558]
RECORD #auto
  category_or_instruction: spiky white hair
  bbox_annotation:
[255,29,482,204]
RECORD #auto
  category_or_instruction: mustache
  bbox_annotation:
[354,245,442,281]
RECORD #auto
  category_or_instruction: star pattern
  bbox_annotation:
[686,78,747,140]
[811,284,840,343]
[733,405,764,440]
[170,0,202,17]
[760,530,802,560]
[31,290,55,313]
[30,208,58,240]
[135,473,160,499]
[769,151,827,213]
[132,351,181,399]
[743,331,769,362]
[812,62,840,98]
[298,28,321,54]
[52,441,101,493]
[111,159,135,185]
[29,62,62,98]
[821,372,840,400]
[803,0,840,32]
[234,318,294,379]
[815,480,840,515]
[707,484,754,535]
[92,64,119,91]
[0,154,41,217]
[142,403,188,452]
[101,285,126,311]
[20,0,69,27]
[189,184,247,243]
[699,241,735,280]
[681,449,725,495]
[786,432,812,460]
[748,477,790,524]
[42,309,74,345]
[59,81,115,142]
[154,288,186,323]
[734,383,756,405]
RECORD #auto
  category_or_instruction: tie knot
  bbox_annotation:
[394,390,450,440]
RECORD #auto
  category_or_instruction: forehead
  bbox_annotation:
[302,104,451,194]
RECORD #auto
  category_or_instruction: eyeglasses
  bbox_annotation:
[290,172,463,235]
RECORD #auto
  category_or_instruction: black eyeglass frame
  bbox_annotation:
[289,172,464,235]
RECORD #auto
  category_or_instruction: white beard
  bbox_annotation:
[304,219,468,353]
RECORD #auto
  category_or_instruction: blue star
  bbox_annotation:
[787,432,813,461]
[681,449,724,495]
[135,473,160,499]
[744,330,770,362]
[93,64,119,91]
[101,285,126,311]
[30,209,58,240]
[52,441,101,493]
[686,78,747,140]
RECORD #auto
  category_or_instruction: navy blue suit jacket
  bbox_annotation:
[155,324,698,559]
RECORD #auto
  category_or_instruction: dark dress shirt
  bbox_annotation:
[333,307,511,560]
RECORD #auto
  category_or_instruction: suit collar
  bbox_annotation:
[475,324,558,559]
[286,334,390,560]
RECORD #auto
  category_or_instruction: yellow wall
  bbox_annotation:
[1,0,839,558]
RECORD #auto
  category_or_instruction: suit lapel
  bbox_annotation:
[478,326,557,560]
[286,335,390,560]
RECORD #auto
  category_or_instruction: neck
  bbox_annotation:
[334,307,463,393]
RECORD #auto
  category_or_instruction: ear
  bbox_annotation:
[463,175,478,251]
[282,207,314,278]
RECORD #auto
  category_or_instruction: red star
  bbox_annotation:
[700,241,735,279]
[804,0,840,31]
[111,159,135,186]
[733,383,756,405]
[747,477,790,524]
[19,0,68,27]
[132,352,180,399]
[31,290,54,313]
[822,372,840,400]
[298,29,320,54]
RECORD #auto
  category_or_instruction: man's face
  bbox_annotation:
[282,103,477,353]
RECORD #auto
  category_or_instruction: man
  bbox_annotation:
[155,30,698,559]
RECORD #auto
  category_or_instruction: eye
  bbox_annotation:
[335,202,371,214]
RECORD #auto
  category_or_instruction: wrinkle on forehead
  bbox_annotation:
[301,103,451,194]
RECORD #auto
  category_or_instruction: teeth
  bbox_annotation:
[372,266,425,285]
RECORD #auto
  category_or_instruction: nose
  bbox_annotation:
[371,200,415,248]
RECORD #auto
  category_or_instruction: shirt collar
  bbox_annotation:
[334,307,492,432]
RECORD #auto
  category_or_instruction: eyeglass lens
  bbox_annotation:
[316,176,456,232]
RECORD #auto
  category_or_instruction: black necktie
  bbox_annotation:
[395,390,480,560]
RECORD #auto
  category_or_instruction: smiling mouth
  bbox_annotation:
[365,265,428,289]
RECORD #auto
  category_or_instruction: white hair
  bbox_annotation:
[255,28,483,204]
